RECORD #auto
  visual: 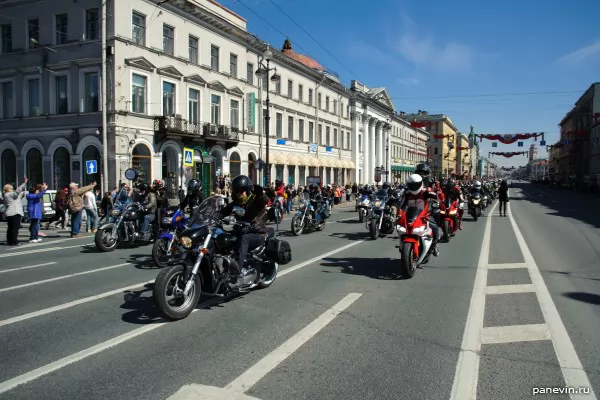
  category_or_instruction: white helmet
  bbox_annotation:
[406,174,423,195]
[474,180,482,189]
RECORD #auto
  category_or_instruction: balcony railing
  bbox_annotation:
[154,116,240,143]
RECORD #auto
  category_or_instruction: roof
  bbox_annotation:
[281,39,324,71]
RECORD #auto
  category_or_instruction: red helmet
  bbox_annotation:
[152,179,165,189]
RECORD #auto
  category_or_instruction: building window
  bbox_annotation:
[230,99,239,128]
[211,94,220,124]
[27,19,39,49]
[298,84,303,103]
[131,73,146,114]
[28,79,40,116]
[188,88,199,124]
[261,75,267,91]
[1,24,11,53]
[325,96,330,112]
[229,53,237,78]
[318,124,323,145]
[287,80,292,99]
[318,93,322,109]
[275,80,281,95]
[309,121,314,143]
[188,36,198,64]
[132,12,145,45]
[333,99,337,115]
[308,88,313,105]
[346,132,350,150]
[326,126,330,146]
[163,24,174,55]
[211,45,219,71]
[288,116,294,139]
[1,82,14,119]
[162,81,175,116]
[298,119,304,142]
[275,113,282,138]
[86,8,99,40]
[84,72,98,112]
[246,63,254,85]
[55,13,68,45]
[334,128,338,148]
[358,135,362,152]
[55,75,68,114]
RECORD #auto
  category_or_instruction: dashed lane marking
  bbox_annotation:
[0,262,57,274]
[481,324,551,345]
[0,244,91,258]
[484,284,535,295]
[487,262,527,270]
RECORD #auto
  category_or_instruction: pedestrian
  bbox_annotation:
[26,182,47,243]
[498,180,509,217]
[100,191,113,223]
[46,189,67,229]
[67,181,96,238]
[84,187,99,232]
[2,177,28,246]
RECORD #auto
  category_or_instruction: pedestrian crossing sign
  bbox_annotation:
[183,148,194,167]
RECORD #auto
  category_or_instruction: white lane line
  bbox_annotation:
[481,324,551,344]
[0,262,57,275]
[5,236,92,251]
[485,284,535,295]
[0,263,132,293]
[224,293,362,393]
[0,280,155,328]
[0,244,90,258]
[450,202,498,400]
[279,240,364,277]
[508,204,598,399]
[487,262,527,270]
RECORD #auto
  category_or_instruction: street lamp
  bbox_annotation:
[255,47,280,186]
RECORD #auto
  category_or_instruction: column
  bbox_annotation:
[376,122,383,171]
[384,127,391,182]
[369,121,376,184]
[362,116,370,183]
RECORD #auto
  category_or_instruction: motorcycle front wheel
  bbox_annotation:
[291,216,304,236]
[401,242,417,278]
[316,219,326,231]
[472,207,478,221]
[95,228,119,252]
[358,210,364,223]
[369,219,379,240]
[442,220,450,242]
[154,265,202,321]
[152,238,172,268]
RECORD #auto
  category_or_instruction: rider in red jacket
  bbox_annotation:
[442,178,465,230]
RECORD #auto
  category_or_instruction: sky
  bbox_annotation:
[219,0,600,167]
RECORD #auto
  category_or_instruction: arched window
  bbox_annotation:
[132,144,152,183]
[229,152,241,178]
[53,147,71,190]
[26,148,43,186]
[82,146,100,186]
[1,148,17,187]
[210,149,223,191]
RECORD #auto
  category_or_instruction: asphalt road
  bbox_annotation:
[0,186,597,400]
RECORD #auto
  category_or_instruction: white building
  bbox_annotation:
[389,112,429,183]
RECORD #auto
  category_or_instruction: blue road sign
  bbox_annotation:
[183,148,194,167]
[86,160,97,175]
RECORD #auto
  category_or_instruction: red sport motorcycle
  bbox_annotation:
[439,198,459,242]
[396,206,435,278]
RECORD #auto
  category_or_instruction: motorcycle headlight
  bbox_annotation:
[472,199,480,204]
[180,236,192,249]
[374,201,381,207]
[412,226,426,234]
[449,210,457,215]
[162,217,172,225]
[111,209,121,216]
[396,226,407,233]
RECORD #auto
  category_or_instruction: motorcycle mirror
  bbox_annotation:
[232,206,245,217]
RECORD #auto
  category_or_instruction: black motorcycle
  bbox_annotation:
[94,202,157,252]
[290,198,327,235]
[153,198,291,321]
[368,201,396,239]
[468,193,482,221]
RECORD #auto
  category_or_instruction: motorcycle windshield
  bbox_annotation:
[405,207,422,224]
[189,196,225,226]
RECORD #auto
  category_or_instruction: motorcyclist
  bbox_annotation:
[399,174,440,256]
[137,182,157,238]
[153,179,168,235]
[218,175,269,286]
[385,188,402,218]
[309,184,328,219]
[180,179,205,213]
[443,178,465,230]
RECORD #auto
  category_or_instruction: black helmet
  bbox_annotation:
[137,182,150,192]
[231,175,253,196]
[309,184,318,191]
[415,163,430,177]
[382,181,391,190]
[447,178,456,188]
[187,179,202,192]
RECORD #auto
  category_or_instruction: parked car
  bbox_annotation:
[20,190,57,223]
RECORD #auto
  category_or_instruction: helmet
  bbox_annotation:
[415,163,430,177]
[137,182,150,193]
[474,180,482,189]
[382,181,391,190]
[406,174,423,195]
[231,175,253,196]
[447,179,456,189]
[187,179,202,193]
[152,179,165,189]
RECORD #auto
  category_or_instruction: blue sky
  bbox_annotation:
[220,0,600,167]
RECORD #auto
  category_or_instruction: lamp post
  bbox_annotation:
[255,47,280,186]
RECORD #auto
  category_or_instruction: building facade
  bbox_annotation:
[388,114,428,184]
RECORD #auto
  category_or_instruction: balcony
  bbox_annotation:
[154,116,240,148]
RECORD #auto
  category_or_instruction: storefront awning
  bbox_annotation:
[391,165,414,173]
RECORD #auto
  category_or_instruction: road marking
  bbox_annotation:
[508,204,598,399]
[0,279,155,328]
[481,324,550,344]
[279,240,364,277]
[225,292,362,393]
[168,385,262,400]
[5,236,92,251]
[0,262,57,274]
[487,262,527,270]
[485,284,535,295]
[0,263,132,293]
[450,202,497,400]
[0,244,89,258]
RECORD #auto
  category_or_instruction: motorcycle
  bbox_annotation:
[152,207,189,268]
[439,198,459,242]
[468,193,482,221]
[397,206,435,278]
[153,198,291,321]
[368,196,395,240]
[94,202,156,252]
[290,198,327,235]
[356,194,371,223]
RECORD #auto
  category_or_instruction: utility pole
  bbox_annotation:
[101,0,109,192]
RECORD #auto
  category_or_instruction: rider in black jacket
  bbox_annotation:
[180,179,205,213]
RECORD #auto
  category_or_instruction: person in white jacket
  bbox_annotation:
[84,189,99,233]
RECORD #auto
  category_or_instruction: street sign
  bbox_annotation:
[85,160,97,175]
[374,167,382,182]
[183,148,194,167]
[124,168,138,181]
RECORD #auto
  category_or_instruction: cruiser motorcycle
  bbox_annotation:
[468,193,482,221]
[368,197,395,240]
[152,207,189,267]
[95,202,156,252]
[290,198,327,235]
[154,198,291,321]
[356,194,371,223]
[397,206,435,278]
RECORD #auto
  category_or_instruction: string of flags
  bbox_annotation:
[488,151,528,158]
[476,132,544,144]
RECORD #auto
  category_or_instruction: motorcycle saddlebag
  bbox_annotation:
[266,238,292,265]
